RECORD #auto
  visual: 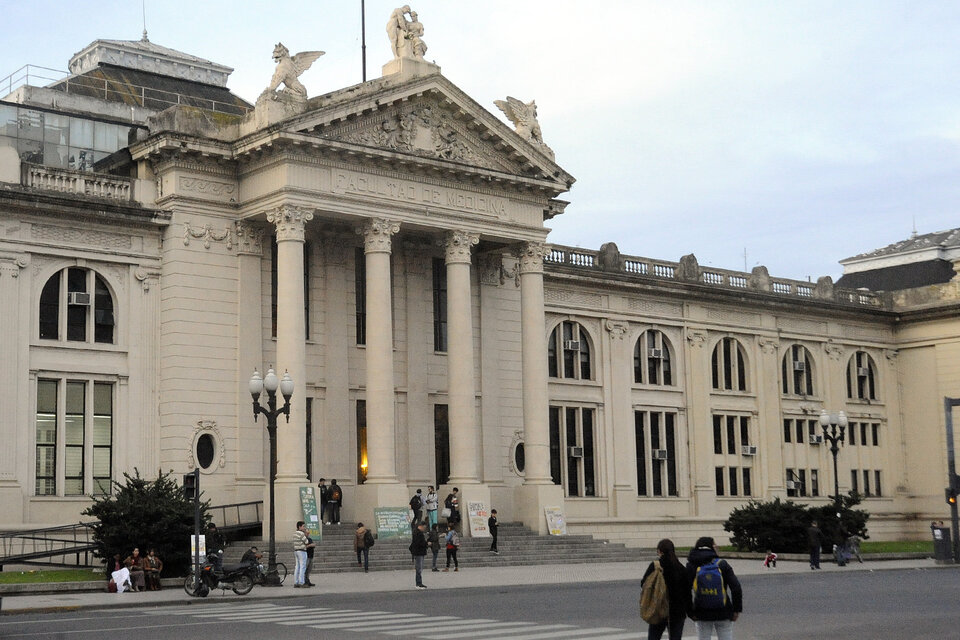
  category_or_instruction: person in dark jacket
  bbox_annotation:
[686,537,742,640]
[807,520,824,570]
[641,538,691,640]
[409,522,428,589]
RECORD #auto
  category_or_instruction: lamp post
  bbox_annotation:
[250,367,293,586]
[819,409,848,504]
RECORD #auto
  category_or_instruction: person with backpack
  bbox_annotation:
[443,521,460,571]
[317,478,329,524]
[326,479,343,525]
[427,523,441,571]
[409,488,424,526]
[444,487,460,528]
[686,536,742,640]
[354,522,373,572]
[641,538,691,640]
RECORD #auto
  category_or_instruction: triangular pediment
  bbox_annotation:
[278,74,574,190]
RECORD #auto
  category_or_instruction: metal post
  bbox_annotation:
[191,468,200,593]
[821,422,845,503]
[252,372,291,586]
[361,0,367,82]
[943,398,960,563]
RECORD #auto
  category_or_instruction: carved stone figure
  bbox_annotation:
[494,96,554,159]
[263,43,324,100]
[386,6,427,60]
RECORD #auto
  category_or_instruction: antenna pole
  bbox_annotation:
[361,0,367,82]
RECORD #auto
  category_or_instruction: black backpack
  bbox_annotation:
[363,529,375,548]
[329,486,341,501]
[410,494,422,510]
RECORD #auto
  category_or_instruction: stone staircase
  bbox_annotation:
[224,522,649,574]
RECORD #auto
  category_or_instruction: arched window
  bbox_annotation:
[847,351,878,400]
[711,337,747,391]
[782,344,814,396]
[634,329,673,385]
[38,268,115,344]
[548,321,592,380]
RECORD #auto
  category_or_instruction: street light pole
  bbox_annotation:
[250,367,293,586]
[820,410,848,504]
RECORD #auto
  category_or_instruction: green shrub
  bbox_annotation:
[83,469,208,577]
[723,492,870,552]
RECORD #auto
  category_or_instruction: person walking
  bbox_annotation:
[807,520,824,570]
[409,522,428,589]
[488,509,499,554]
[425,486,439,529]
[428,523,441,572]
[326,480,343,525]
[292,521,312,587]
[355,522,371,572]
[686,537,742,640]
[317,478,329,525]
[641,538,691,640]
[409,488,424,526]
[443,522,460,571]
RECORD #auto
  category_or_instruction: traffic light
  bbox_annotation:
[183,469,198,501]
[947,487,957,506]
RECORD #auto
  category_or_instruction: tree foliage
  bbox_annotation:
[723,492,870,552]
[82,469,208,577]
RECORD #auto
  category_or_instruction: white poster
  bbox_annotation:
[468,501,490,537]
[190,533,207,569]
[544,506,567,536]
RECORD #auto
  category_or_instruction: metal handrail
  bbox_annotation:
[207,500,263,533]
[0,522,96,566]
[0,64,68,96]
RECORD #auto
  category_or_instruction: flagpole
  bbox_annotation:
[361,0,367,82]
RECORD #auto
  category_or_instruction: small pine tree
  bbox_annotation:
[83,469,208,577]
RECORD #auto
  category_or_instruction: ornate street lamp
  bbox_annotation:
[819,409,848,503]
[250,367,293,586]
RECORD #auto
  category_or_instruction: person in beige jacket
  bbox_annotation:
[354,522,371,572]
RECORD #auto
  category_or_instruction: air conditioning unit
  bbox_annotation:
[67,291,91,306]
[652,449,669,460]
[741,445,757,456]
[567,446,583,458]
[563,340,581,351]
[793,361,806,371]
[856,366,870,378]
[648,348,663,359]
[809,435,823,445]
[785,480,797,490]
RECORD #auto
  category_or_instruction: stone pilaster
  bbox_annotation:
[265,205,312,533]
[443,230,480,485]
[513,242,563,533]
[604,319,636,516]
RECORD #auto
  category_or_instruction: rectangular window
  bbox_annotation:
[635,412,647,496]
[549,407,562,485]
[713,415,723,454]
[810,469,819,497]
[305,397,313,482]
[356,400,367,484]
[874,470,882,496]
[849,422,856,445]
[783,418,791,444]
[551,406,597,497]
[726,416,736,454]
[66,268,88,341]
[786,468,796,497]
[665,414,677,496]
[850,469,859,494]
[862,470,871,497]
[715,467,725,496]
[36,380,58,495]
[92,382,113,495]
[355,247,366,345]
[650,412,662,497]
[566,407,579,496]
[434,404,450,486]
[728,467,739,496]
[740,417,750,447]
[798,469,807,497]
[582,409,595,497]
[872,423,879,446]
[742,467,751,496]
[807,421,818,442]
[432,258,447,352]
[860,423,868,446]
[795,420,803,444]
[636,410,678,497]
[63,381,84,496]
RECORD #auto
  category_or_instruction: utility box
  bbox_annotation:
[931,526,953,564]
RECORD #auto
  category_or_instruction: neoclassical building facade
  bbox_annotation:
[1,25,957,545]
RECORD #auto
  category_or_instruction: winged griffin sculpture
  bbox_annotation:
[494,96,554,159]
[263,43,324,100]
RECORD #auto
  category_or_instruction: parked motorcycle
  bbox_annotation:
[183,552,255,597]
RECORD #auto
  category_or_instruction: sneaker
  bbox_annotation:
[432,568,439,572]
[454,568,459,572]
[324,522,331,525]
[293,583,302,588]
[416,584,427,589]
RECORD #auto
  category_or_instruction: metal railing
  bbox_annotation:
[0,64,67,96]
[208,501,263,535]
[0,522,96,568]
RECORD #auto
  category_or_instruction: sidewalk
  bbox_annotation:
[0,557,949,615]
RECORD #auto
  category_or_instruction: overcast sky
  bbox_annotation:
[3,1,959,280]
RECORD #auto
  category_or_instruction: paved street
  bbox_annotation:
[1,560,957,639]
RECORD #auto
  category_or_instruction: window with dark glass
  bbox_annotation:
[355,247,366,345]
[782,344,814,396]
[548,321,591,380]
[38,268,114,344]
[636,410,679,497]
[357,400,367,484]
[434,404,450,486]
[715,467,725,496]
[305,397,313,482]
[196,434,215,470]
[712,337,747,391]
[847,350,877,400]
[634,329,673,385]
[35,380,57,496]
[92,382,112,495]
[548,405,596,497]
[432,258,447,352]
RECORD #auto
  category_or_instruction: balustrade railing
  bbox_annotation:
[23,163,132,201]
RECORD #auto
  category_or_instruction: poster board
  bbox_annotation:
[299,485,322,540]
[374,507,411,539]
[467,501,490,537]
[544,506,567,536]
[189,534,207,569]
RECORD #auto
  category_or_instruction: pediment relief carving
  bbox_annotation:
[306,98,526,175]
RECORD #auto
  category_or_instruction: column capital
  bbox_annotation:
[441,230,479,264]
[0,254,28,278]
[235,220,265,256]
[358,218,401,254]
[517,242,547,275]
[267,205,314,242]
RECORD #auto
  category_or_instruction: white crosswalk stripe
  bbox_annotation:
[145,602,648,638]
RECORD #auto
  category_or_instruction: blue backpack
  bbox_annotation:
[693,558,726,610]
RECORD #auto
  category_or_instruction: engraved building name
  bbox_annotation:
[333,170,508,217]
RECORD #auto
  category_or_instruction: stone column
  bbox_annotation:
[514,242,563,533]
[355,218,408,525]
[444,230,480,484]
[265,205,312,532]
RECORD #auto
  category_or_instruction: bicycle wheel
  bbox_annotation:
[183,575,201,597]
[275,562,287,585]
[232,573,254,595]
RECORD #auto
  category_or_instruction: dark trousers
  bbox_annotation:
[414,555,424,586]
[490,529,498,551]
[648,614,686,640]
[305,553,314,584]
[445,547,458,568]
[356,547,369,570]
[431,548,439,569]
[412,508,423,524]
[326,502,340,523]
[810,545,821,568]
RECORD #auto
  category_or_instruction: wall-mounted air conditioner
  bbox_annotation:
[567,446,583,458]
[563,340,581,351]
[652,449,669,460]
[67,291,91,306]
[741,445,757,456]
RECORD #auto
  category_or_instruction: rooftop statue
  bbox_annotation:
[263,43,324,100]
[387,6,427,60]
[494,96,554,159]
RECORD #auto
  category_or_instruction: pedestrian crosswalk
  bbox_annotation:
[147,602,686,639]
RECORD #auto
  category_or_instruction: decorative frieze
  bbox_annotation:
[183,221,233,250]
[235,220,265,256]
[179,176,236,198]
[442,230,479,264]
[267,205,314,242]
[31,224,132,250]
[358,218,400,253]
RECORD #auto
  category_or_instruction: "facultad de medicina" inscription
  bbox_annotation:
[334,171,507,217]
